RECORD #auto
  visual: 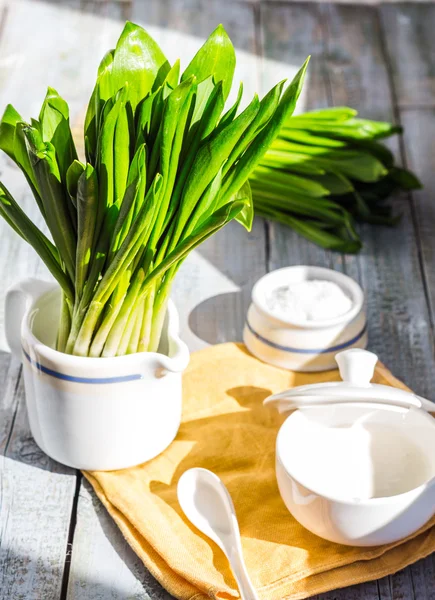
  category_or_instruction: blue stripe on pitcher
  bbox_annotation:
[245,320,367,354]
[22,348,143,384]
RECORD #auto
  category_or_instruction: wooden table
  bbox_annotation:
[1,0,435,598]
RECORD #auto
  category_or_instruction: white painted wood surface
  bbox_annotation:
[0,1,434,599]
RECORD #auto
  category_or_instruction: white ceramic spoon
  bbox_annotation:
[177,468,259,600]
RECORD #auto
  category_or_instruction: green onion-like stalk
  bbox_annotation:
[251,107,422,253]
[0,21,309,356]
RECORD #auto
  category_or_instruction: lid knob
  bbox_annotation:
[335,349,378,386]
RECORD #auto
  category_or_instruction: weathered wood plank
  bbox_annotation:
[321,2,435,399]
[67,479,173,600]
[259,1,338,275]
[0,378,76,600]
[262,4,434,600]
[380,3,435,109]
[408,554,435,600]
[0,1,122,598]
[400,108,435,345]
[316,4,435,600]
[259,9,383,600]
[313,580,384,600]
[381,4,435,393]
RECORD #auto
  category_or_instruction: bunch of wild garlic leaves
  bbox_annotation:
[0,22,308,356]
[251,107,421,253]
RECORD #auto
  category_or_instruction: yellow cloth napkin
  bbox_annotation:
[84,343,435,600]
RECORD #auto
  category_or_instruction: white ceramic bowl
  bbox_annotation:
[265,349,435,546]
[5,278,190,471]
[243,265,367,372]
[276,402,435,546]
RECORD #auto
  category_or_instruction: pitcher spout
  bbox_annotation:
[155,300,190,375]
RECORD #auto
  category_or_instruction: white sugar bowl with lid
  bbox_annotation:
[243,265,367,372]
[264,348,435,547]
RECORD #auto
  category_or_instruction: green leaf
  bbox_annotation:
[165,59,180,88]
[261,146,388,183]
[98,49,116,97]
[96,92,124,237]
[24,127,77,279]
[233,180,253,231]
[0,110,45,215]
[222,80,286,178]
[217,82,243,131]
[110,144,147,258]
[114,101,131,206]
[141,199,245,294]
[289,107,358,123]
[251,167,330,197]
[279,128,348,148]
[351,138,395,168]
[251,186,351,225]
[84,50,115,161]
[186,76,215,132]
[284,116,400,140]
[389,166,423,190]
[111,21,170,110]
[0,181,74,299]
[181,24,236,101]
[95,174,163,305]
[39,87,78,182]
[66,160,86,208]
[171,93,260,245]
[76,165,99,299]
[178,79,225,173]
[256,202,361,253]
[13,122,45,211]
[220,57,310,204]
[152,77,197,239]
[184,166,223,235]
[0,104,22,160]
[313,172,354,195]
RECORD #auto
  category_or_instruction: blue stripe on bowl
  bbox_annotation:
[22,348,143,384]
[245,320,367,354]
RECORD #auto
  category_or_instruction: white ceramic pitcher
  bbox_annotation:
[5,278,190,471]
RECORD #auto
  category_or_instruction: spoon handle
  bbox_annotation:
[230,549,260,600]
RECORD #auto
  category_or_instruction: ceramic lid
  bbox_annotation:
[264,348,435,414]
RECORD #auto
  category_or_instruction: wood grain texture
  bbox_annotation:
[320,3,435,400]
[380,3,435,109]
[313,4,435,599]
[321,11,435,599]
[0,375,76,600]
[382,5,435,386]
[400,109,435,332]
[0,2,87,599]
[67,479,173,600]
[261,5,435,600]
[262,0,433,3]
[259,1,337,275]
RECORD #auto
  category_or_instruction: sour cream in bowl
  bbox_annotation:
[244,265,367,372]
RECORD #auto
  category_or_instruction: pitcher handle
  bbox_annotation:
[5,278,55,360]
